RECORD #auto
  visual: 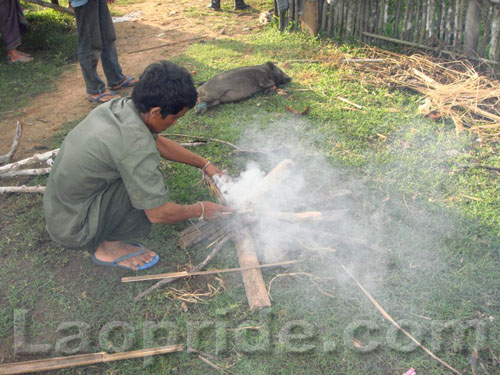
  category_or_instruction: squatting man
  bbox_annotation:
[43,61,229,271]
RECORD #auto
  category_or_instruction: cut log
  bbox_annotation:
[235,227,271,311]
[0,149,59,175]
[0,168,51,179]
[234,159,296,311]
[0,185,46,194]
[0,345,183,375]
[244,159,295,205]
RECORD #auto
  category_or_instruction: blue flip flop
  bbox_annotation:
[91,243,159,271]
[88,91,119,104]
[111,76,137,91]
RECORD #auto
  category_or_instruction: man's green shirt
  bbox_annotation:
[43,98,169,248]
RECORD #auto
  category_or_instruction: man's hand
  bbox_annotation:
[198,201,230,220]
[202,162,224,178]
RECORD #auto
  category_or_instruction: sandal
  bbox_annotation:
[88,91,120,104]
[91,243,159,271]
[110,76,137,91]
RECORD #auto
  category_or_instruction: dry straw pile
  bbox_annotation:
[341,47,500,140]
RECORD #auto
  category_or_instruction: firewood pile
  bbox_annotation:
[133,158,388,310]
[340,47,500,140]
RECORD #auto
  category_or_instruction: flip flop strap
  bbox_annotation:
[94,91,116,100]
[112,243,146,265]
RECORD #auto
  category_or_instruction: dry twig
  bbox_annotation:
[340,263,462,375]
[267,271,336,299]
[0,121,23,165]
[135,234,232,301]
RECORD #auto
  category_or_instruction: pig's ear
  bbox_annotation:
[265,62,277,70]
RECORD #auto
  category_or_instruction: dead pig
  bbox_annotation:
[195,62,291,114]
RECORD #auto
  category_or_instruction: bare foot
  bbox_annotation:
[93,241,157,271]
[7,49,33,63]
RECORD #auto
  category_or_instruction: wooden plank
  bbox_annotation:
[235,159,295,311]
[235,227,272,311]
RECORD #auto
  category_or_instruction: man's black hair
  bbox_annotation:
[132,61,197,117]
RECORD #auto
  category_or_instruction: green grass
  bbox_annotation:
[1,12,499,375]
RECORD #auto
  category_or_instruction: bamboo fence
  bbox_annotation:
[276,0,500,65]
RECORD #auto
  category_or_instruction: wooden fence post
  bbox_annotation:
[464,0,481,55]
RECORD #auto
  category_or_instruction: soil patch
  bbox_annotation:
[0,0,264,160]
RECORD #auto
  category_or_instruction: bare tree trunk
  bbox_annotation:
[420,0,427,42]
[414,0,421,42]
[437,0,445,40]
[479,1,492,57]
[295,0,300,26]
[489,4,500,61]
[356,0,364,39]
[327,0,335,35]
[402,0,411,39]
[377,0,386,34]
[446,0,454,45]
[369,0,377,33]
[362,0,370,41]
[464,0,481,56]
[457,0,467,46]
[346,0,355,37]
[426,0,435,39]
[321,0,328,31]
[393,0,402,37]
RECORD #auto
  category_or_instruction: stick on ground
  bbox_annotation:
[0,345,183,375]
[0,121,23,165]
[135,234,232,301]
[0,149,59,175]
[122,260,299,282]
[340,263,462,375]
[0,185,46,194]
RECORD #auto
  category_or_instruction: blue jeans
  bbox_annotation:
[74,0,125,95]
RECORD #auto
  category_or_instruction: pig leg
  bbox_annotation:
[195,99,221,114]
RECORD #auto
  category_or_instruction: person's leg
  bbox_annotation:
[0,0,32,63]
[96,0,127,89]
[207,0,221,11]
[234,0,249,10]
[84,180,157,270]
[74,0,108,95]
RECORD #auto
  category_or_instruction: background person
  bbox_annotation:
[70,0,137,103]
[208,0,249,11]
[0,0,33,64]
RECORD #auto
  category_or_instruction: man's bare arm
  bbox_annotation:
[155,135,220,176]
[145,201,226,224]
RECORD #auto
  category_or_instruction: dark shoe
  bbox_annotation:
[234,0,249,9]
[207,0,221,10]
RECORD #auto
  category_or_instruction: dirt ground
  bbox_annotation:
[0,0,265,160]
